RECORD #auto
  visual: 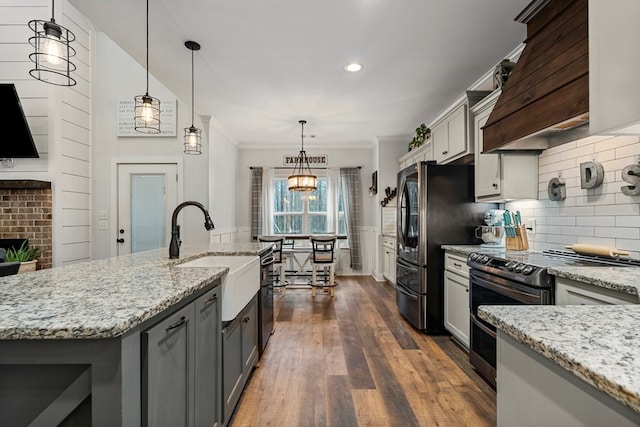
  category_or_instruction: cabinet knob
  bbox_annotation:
[442,150,448,155]
[465,288,469,293]
[116,238,125,243]
[243,316,250,323]
[492,183,498,188]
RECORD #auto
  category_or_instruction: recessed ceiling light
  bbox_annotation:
[344,63,363,72]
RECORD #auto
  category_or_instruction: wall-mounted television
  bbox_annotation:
[0,84,39,158]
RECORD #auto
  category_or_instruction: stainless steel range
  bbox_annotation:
[467,249,640,387]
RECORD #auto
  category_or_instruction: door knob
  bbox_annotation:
[117,238,125,243]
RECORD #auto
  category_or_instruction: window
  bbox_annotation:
[272,177,328,234]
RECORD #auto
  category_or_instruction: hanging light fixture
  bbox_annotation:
[28,0,77,86]
[134,0,161,134]
[183,41,202,155]
[287,120,317,192]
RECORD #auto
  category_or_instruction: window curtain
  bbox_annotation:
[340,167,362,270]
[250,167,263,240]
[327,167,340,234]
[262,168,275,235]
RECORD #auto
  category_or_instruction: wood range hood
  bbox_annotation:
[482,0,589,153]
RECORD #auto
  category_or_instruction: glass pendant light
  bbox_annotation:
[184,41,202,155]
[134,0,161,134]
[28,0,77,86]
[288,120,317,192]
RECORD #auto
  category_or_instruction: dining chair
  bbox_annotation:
[258,236,288,294]
[309,235,338,296]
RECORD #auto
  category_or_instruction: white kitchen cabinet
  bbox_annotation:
[471,90,538,202]
[398,140,432,171]
[589,0,640,135]
[556,278,637,305]
[430,90,492,165]
[382,236,396,285]
[444,251,470,349]
[433,104,466,164]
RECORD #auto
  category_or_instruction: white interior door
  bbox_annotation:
[117,163,178,255]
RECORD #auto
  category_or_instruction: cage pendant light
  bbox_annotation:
[134,0,161,134]
[288,120,317,192]
[28,0,77,86]
[183,41,202,154]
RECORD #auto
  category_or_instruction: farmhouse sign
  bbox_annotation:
[283,154,328,167]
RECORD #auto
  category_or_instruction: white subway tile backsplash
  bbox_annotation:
[538,152,562,166]
[577,216,615,227]
[505,136,640,257]
[615,143,640,160]
[594,136,638,153]
[559,206,594,216]
[616,216,640,227]
[614,193,640,206]
[616,238,640,252]
[562,226,594,236]
[575,193,617,206]
[546,234,576,245]
[546,216,576,226]
[538,225,563,235]
[595,204,640,216]
[594,227,640,240]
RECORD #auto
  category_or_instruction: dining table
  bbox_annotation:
[270,234,346,284]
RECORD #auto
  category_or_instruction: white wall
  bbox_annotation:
[91,32,210,259]
[208,117,239,243]
[506,135,640,258]
[372,136,408,279]
[0,1,93,266]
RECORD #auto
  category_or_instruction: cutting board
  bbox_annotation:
[565,244,629,258]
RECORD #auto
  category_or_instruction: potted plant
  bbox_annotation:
[5,241,40,273]
[408,123,430,151]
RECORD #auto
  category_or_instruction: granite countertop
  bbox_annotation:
[550,266,640,298]
[0,242,269,340]
[479,304,640,415]
[442,245,640,298]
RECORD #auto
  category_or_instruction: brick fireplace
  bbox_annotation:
[0,180,52,269]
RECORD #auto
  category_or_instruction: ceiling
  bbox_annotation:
[69,0,531,148]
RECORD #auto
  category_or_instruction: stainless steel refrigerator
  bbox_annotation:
[396,161,493,333]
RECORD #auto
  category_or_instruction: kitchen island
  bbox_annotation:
[480,304,640,426]
[0,243,269,426]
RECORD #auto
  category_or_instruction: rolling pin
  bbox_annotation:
[565,244,629,258]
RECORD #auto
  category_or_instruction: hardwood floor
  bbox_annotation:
[231,276,495,426]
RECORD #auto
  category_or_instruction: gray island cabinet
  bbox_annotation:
[0,244,265,427]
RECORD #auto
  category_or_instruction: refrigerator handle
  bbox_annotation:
[396,284,418,300]
[397,258,420,272]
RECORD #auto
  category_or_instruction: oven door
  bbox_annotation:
[469,268,551,386]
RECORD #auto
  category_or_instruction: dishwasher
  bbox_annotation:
[258,247,275,356]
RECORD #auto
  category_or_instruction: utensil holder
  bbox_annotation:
[505,225,529,251]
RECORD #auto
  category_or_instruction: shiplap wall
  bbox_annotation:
[0,1,93,265]
[506,135,640,258]
[0,0,49,177]
[56,1,91,264]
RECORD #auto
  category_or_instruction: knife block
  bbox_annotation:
[505,225,529,251]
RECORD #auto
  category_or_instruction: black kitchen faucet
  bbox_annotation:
[169,201,215,259]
